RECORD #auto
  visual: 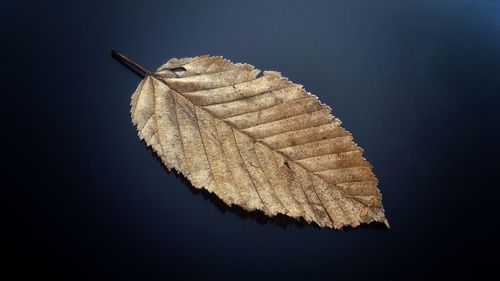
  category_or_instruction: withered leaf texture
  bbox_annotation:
[127,54,388,229]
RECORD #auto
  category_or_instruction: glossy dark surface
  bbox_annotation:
[3,0,499,279]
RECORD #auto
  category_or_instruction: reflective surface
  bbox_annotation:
[3,0,499,279]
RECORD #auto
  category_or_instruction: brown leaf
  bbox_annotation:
[124,53,388,229]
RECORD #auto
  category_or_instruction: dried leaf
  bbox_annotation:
[115,50,388,229]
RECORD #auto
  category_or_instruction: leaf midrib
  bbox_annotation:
[148,74,380,227]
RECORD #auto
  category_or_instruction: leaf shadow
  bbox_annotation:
[144,143,388,232]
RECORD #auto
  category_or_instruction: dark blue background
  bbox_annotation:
[3,0,500,279]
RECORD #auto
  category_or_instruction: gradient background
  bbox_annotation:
[3,0,500,279]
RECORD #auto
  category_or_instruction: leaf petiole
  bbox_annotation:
[111,48,152,77]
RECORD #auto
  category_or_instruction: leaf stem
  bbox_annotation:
[111,48,152,77]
